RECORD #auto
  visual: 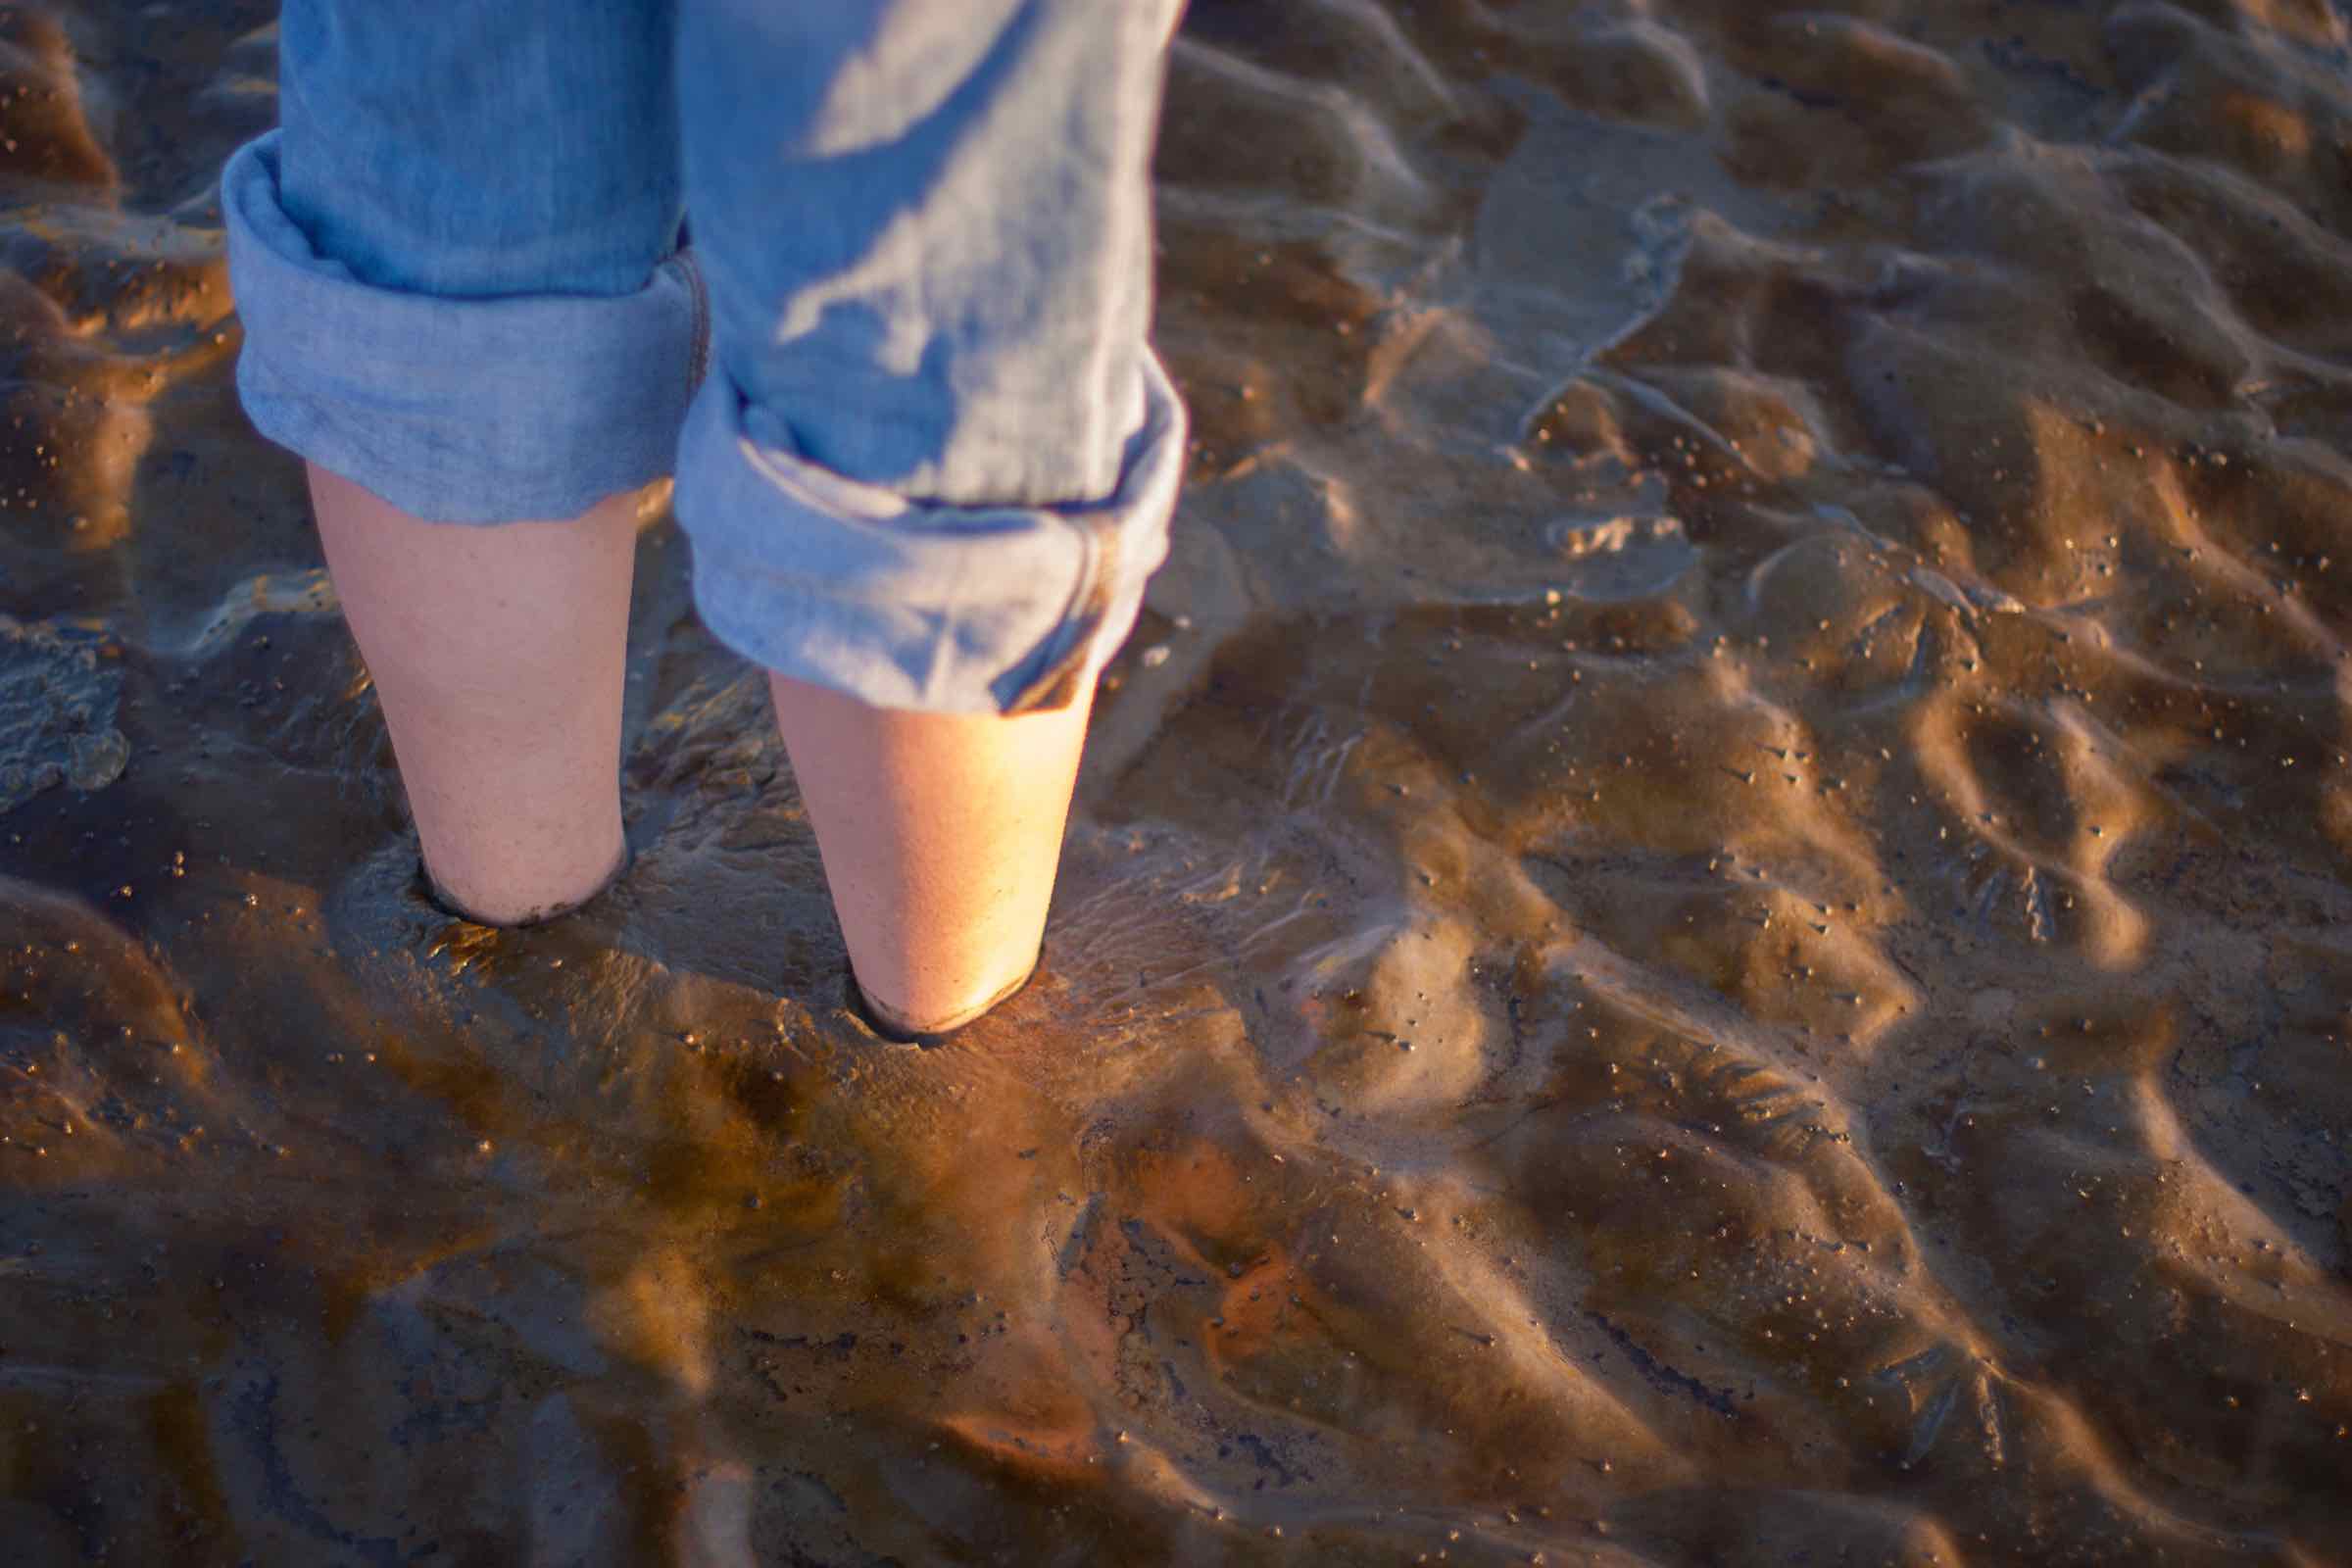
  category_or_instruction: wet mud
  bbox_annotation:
[4,1,2352,1562]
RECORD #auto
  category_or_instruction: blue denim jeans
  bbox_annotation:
[222,0,1185,713]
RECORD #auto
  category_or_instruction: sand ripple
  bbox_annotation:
[0,1,2348,1562]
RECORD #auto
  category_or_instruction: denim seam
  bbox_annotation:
[740,439,956,536]
[672,348,1180,713]
[1004,514,1107,711]
[674,250,710,399]
[716,418,1105,709]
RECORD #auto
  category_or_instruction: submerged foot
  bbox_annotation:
[848,952,1040,1046]
[417,838,632,928]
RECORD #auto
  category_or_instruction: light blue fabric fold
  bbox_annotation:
[222,0,1184,713]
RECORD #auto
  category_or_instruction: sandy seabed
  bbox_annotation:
[3,2,2351,1563]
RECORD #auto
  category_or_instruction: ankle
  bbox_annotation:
[851,947,1040,1042]
[419,824,628,926]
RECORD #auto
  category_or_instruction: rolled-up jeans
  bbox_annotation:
[221,0,1186,713]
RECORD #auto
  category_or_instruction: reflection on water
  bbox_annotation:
[4,0,2351,1561]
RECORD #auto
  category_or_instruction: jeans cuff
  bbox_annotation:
[677,351,1183,715]
[221,131,707,524]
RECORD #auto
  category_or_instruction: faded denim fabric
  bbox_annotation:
[222,0,1185,713]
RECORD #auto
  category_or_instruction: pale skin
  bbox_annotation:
[310,464,1087,1037]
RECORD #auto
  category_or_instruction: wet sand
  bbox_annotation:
[4,1,2352,1562]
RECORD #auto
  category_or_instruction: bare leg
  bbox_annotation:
[309,465,635,925]
[768,673,1093,1038]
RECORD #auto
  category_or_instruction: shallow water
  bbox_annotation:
[4,1,2351,1562]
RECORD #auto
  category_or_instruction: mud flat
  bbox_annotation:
[1,2,2349,1562]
